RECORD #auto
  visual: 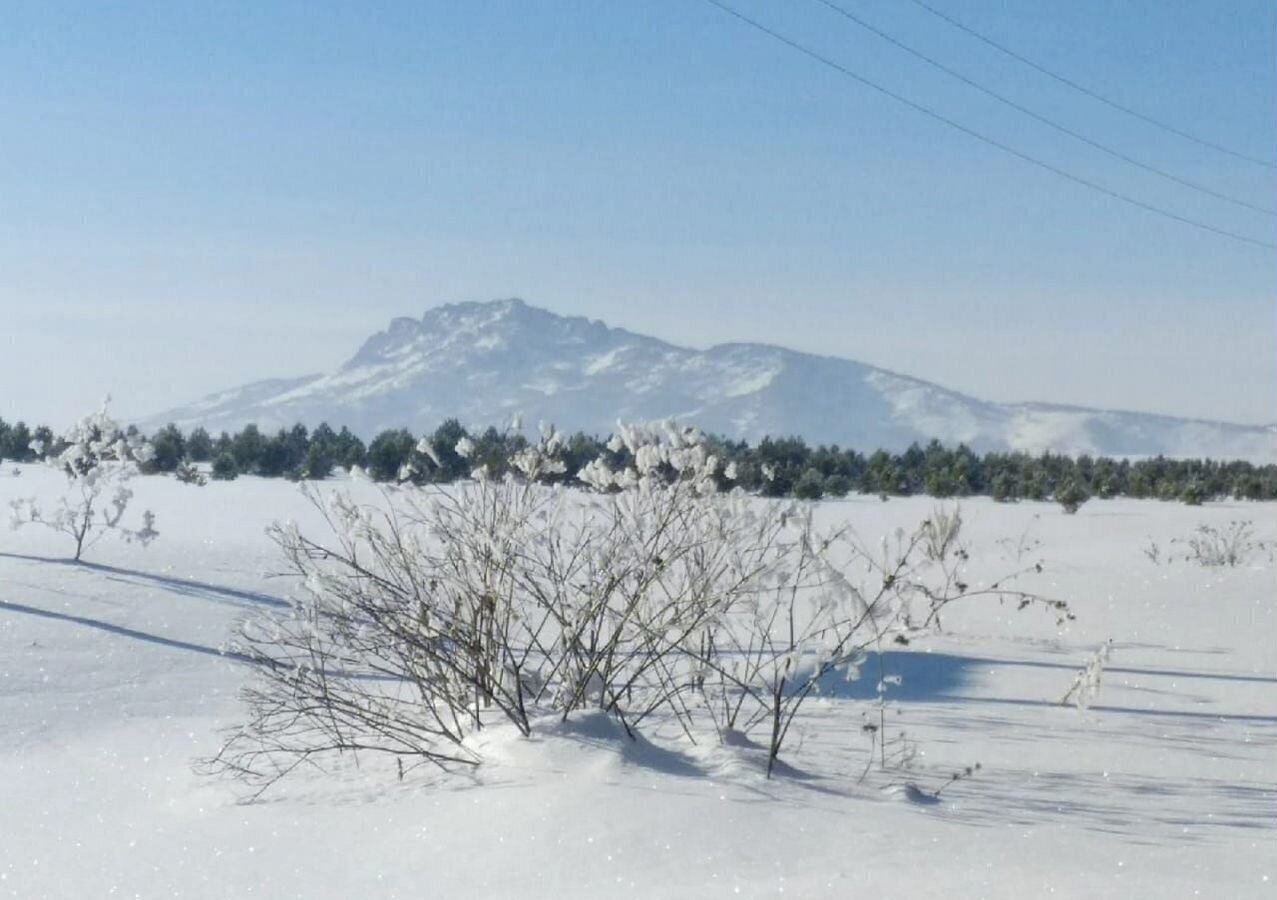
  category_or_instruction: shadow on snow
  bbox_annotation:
[0,598,255,664]
[807,649,981,702]
[0,552,290,609]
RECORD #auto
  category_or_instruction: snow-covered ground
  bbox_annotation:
[1,466,1274,899]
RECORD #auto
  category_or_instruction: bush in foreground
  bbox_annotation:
[205,421,1070,797]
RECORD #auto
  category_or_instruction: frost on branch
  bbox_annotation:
[8,398,158,560]
[209,418,1069,796]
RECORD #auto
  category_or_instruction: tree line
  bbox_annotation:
[3,415,1275,506]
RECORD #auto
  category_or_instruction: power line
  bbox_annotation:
[811,0,1275,217]
[902,0,1277,170]
[699,0,1276,251]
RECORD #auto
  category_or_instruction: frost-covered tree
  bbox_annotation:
[9,399,159,560]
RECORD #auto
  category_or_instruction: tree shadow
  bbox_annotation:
[0,598,256,664]
[804,649,1277,723]
[0,552,290,610]
[807,648,1276,704]
[936,768,1277,841]
[810,649,981,702]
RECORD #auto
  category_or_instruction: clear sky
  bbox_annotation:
[2,0,1274,430]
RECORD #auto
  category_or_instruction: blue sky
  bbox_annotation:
[2,0,1273,428]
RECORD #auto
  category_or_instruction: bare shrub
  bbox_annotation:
[209,422,1070,795]
[997,517,1042,565]
[205,442,562,795]
[688,509,1067,775]
[1173,521,1272,567]
[921,504,963,563]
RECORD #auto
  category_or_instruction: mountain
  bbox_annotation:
[140,299,1276,462]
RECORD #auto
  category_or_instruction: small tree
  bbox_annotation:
[186,427,214,462]
[231,424,266,474]
[148,423,186,473]
[301,443,334,480]
[211,452,239,481]
[990,472,1017,503]
[366,429,419,482]
[0,422,35,462]
[9,399,159,560]
[823,473,852,498]
[792,467,826,500]
[1179,481,1207,506]
[1055,480,1089,514]
[175,458,207,486]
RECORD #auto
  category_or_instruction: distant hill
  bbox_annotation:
[139,299,1276,462]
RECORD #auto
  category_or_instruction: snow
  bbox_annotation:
[719,364,782,399]
[584,347,628,375]
[2,466,1274,898]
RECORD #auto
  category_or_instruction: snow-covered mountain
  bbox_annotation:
[141,299,1276,461]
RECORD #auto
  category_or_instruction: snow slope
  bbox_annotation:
[137,299,1277,462]
[1,467,1274,899]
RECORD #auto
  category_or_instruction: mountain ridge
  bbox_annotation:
[138,299,1276,462]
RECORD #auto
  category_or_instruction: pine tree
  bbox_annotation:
[1179,481,1207,506]
[823,473,852,498]
[367,429,418,482]
[1055,479,1090,514]
[792,467,825,500]
[186,427,213,462]
[149,424,186,473]
[211,452,239,481]
[231,424,265,474]
[990,472,1017,503]
[302,443,333,480]
[426,419,471,482]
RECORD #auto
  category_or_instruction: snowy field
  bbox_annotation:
[1,466,1274,899]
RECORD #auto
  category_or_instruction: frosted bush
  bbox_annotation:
[1172,521,1271,567]
[210,420,1069,795]
[8,398,158,560]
